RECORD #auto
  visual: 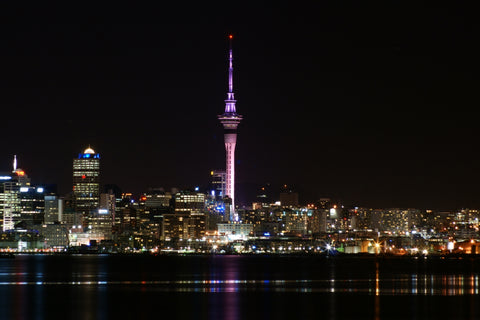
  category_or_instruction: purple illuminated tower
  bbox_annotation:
[218,34,242,220]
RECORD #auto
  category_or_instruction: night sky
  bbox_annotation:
[0,2,478,210]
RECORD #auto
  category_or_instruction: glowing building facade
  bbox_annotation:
[72,147,100,218]
[218,35,242,220]
[0,156,33,231]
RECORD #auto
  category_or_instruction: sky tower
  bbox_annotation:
[218,34,242,220]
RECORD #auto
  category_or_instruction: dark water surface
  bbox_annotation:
[1,254,479,319]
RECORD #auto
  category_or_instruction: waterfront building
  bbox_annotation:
[39,223,69,248]
[218,223,253,241]
[0,229,43,250]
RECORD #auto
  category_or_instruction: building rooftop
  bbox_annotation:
[84,147,95,154]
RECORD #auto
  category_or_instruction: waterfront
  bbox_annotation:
[1,254,479,319]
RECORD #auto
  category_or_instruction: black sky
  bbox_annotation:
[0,2,479,210]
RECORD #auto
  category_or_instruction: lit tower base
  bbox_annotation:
[218,34,242,221]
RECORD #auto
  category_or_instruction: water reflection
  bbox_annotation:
[2,255,480,320]
[221,256,240,320]
[2,275,479,295]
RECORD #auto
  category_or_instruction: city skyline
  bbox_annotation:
[0,3,478,210]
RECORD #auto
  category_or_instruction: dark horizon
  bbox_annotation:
[1,2,478,211]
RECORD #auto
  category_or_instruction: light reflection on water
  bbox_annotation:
[2,255,480,320]
[0,275,479,295]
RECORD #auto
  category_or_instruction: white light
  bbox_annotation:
[37,187,44,193]
[0,176,12,180]
[20,187,29,192]
[330,208,337,218]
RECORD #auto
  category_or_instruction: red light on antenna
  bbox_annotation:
[229,34,233,39]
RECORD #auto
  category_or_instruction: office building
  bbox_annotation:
[0,156,32,231]
[72,146,100,220]
[210,170,226,199]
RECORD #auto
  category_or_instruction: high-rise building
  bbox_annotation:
[144,188,172,208]
[0,156,32,231]
[218,35,242,219]
[44,195,63,224]
[280,185,299,207]
[162,191,207,241]
[174,191,205,214]
[87,192,116,240]
[210,170,226,199]
[72,147,100,220]
[18,185,45,228]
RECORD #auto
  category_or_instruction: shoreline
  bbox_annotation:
[3,251,480,260]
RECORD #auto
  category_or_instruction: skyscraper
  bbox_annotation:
[0,156,32,231]
[210,170,226,199]
[72,147,100,221]
[218,35,242,220]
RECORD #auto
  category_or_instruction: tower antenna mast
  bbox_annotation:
[13,155,17,172]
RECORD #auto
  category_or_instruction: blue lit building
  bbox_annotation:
[73,147,100,220]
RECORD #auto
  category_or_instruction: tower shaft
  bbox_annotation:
[224,133,237,219]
